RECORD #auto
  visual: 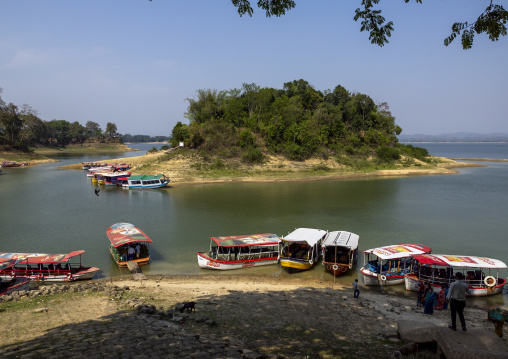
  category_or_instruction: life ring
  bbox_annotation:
[381,275,387,281]
[66,272,73,281]
[37,274,43,281]
[309,259,313,266]
[484,276,496,287]
[332,264,339,271]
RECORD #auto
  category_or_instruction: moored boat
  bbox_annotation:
[360,244,432,286]
[322,231,360,277]
[126,174,170,189]
[1,161,22,167]
[106,223,153,267]
[0,277,30,296]
[405,254,507,296]
[197,233,281,270]
[0,251,99,282]
[279,228,328,271]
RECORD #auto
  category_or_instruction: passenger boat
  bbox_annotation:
[1,161,22,167]
[360,244,432,286]
[197,233,281,270]
[92,171,130,184]
[0,251,99,282]
[322,231,360,277]
[405,254,507,296]
[279,228,328,271]
[126,174,170,189]
[106,223,153,267]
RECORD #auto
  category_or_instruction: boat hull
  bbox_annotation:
[197,252,278,270]
[405,274,506,297]
[360,267,406,286]
[0,277,30,296]
[279,258,314,271]
[323,263,351,277]
[128,180,170,189]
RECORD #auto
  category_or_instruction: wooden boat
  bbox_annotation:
[0,251,99,282]
[322,231,360,277]
[106,223,153,267]
[360,244,432,286]
[1,161,22,167]
[405,254,507,296]
[126,174,170,189]
[91,171,130,184]
[197,233,281,270]
[279,228,328,271]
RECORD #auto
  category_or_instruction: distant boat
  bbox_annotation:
[321,231,360,277]
[126,174,170,189]
[279,228,328,271]
[0,251,99,282]
[1,161,24,167]
[106,223,153,267]
[360,243,432,286]
[197,233,281,270]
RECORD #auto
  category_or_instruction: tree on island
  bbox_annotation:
[229,0,507,49]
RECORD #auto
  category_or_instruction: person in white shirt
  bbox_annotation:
[446,272,470,331]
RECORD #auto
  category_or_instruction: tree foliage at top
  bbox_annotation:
[229,0,507,49]
[172,80,406,163]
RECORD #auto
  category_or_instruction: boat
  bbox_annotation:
[126,174,170,189]
[405,254,507,296]
[91,171,130,184]
[0,251,99,282]
[321,231,360,277]
[1,161,21,167]
[360,243,432,286]
[0,165,2,175]
[106,223,153,267]
[279,228,328,271]
[197,233,281,270]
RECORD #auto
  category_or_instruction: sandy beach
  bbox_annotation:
[0,275,505,358]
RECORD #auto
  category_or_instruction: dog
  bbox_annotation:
[180,301,196,313]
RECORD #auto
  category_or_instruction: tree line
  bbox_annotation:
[171,79,427,164]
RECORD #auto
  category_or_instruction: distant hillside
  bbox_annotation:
[398,132,508,143]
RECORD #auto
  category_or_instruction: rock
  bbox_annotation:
[34,308,48,313]
[397,320,436,343]
[205,320,216,326]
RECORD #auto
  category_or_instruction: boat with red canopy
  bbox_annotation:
[405,254,507,296]
[0,259,30,295]
[0,251,99,282]
[197,233,281,270]
[360,243,432,286]
[106,223,153,267]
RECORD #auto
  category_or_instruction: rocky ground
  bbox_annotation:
[0,275,505,359]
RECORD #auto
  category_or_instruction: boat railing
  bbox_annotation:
[416,272,490,288]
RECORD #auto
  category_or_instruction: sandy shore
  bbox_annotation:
[58,150,484,186]
[0,275,505,358]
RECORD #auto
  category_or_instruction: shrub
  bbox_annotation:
[147,147,158,153]
[242,147,265,164]
[160,145,170,150]
[376,146,400,162]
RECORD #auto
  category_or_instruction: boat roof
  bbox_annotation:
[106,223,153,248]
[0,258,17,270]
[210,233,280,247]
[129,174,165,181]
[322,231,359,249]
[363,243,432,260]
[282,228,328,246]
[0,250,86,264]
[412,254,507,269]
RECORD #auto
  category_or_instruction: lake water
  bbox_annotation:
[1,142,507,307]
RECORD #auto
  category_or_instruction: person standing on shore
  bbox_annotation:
[447,272,470,331]
[353,279,360,298]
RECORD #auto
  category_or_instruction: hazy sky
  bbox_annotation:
[1,1,506,136]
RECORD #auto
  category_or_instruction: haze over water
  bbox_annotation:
[1,143,507,307]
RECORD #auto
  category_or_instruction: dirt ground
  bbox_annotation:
[1,275,504,359]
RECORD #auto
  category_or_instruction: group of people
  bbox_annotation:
[417,272,471,331]
[121,243,143,262]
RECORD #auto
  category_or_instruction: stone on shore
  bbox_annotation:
[397,320,437,343]
[435,327,508,359]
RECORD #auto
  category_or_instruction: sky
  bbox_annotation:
[1,0,507,136]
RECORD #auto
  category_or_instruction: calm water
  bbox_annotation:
[1,143,507,306]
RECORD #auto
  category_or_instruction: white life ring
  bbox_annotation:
[484,276,496,287]
[309,259,313,266]
[332,264,339,271]
[381,275,387,281]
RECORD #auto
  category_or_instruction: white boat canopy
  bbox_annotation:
[322,231,359,249]
[363,243,432,260]
[411,254,507,269]
[282,228,327,246]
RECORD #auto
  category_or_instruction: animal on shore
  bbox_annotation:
[180,301,196,313]
[94,189,100,196]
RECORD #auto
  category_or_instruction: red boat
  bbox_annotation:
[0,251,99,282]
